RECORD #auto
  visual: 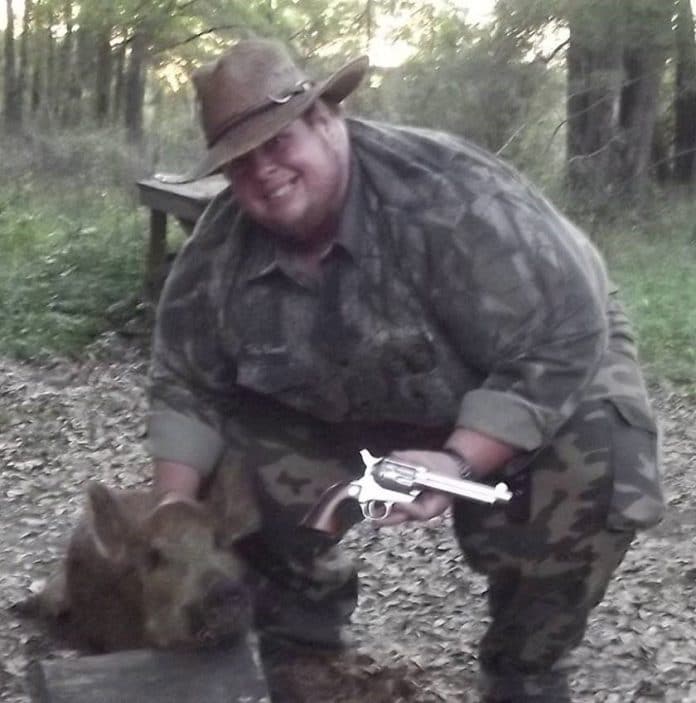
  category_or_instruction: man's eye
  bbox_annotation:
[269,132,290,149]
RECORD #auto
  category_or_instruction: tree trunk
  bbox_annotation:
[617,3,672,196]
[95,28,113,125]
[71,27,93,125]
[43,14,57,126]
[673,0,696,184]
[619,46,667,197]
[31,47,42,115]
[16,0,33,127]
[565,1,624,199]
[565,0,670,201]
[112,34,127,126]
[124,31,147,144]
[3,0,21,131]
[59,0,75,126]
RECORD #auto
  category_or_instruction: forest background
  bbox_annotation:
[0,0,695,391]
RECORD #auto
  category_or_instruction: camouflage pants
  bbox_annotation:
[453,398,639,701]
[212,425,366,643]
[216,397,647,694]
[214,417,447,637]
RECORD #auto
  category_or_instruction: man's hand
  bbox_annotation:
[372,450,463,526]
[372,429,518,527]
[153,460,201,502]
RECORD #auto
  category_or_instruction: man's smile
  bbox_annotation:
[264,177,298,201]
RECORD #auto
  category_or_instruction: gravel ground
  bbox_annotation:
[1,340,694,702]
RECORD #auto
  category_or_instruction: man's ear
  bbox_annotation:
[85,482,132,560]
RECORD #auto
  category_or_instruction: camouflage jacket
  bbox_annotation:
[149,118,663,528]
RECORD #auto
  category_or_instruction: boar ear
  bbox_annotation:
[86,482,132,560]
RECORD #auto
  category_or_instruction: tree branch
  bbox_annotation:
[155,25,248,54]
[537,38,569,64]
[175,0,203,12]
[495,121,529,156]
[566,135,622,165]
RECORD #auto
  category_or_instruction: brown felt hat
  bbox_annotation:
[179,39,368,182]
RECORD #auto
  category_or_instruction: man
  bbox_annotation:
[149,38,664,702]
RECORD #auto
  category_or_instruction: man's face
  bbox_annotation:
[224,104,351,249]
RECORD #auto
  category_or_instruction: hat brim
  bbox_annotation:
[169,55,369,184]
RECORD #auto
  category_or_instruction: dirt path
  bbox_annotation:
[1,347,695,702]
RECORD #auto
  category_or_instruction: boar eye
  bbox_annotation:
[146,547,165,570]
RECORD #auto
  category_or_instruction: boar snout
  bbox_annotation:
[187,574,253,645]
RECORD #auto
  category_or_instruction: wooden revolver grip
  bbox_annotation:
[300,482,358,538]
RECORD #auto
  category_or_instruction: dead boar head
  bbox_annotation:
[59,481,253,651]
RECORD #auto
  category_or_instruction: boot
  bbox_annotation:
[480,667,572,703]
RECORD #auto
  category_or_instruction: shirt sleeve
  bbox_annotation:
[432,184,610,451]
[148,406,225,471]
[147,194,240,475]
[148,266,230,473]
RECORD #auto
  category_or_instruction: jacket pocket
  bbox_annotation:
[605,398,664,531]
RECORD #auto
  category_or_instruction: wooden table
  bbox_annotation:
[136,174,227,299]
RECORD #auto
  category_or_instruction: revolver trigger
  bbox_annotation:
[364,500,391,520]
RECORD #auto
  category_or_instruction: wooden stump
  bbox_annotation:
[27,634,270,703]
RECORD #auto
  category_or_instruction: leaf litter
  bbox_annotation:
[1,338,695,702]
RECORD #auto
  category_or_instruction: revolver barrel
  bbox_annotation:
[375,457,513,505]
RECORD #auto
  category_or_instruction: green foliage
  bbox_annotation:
[2,129,155,190]
[598,197,696,389]
[0,179,144,359]
[373,10,552,157]
[1,0,693,390]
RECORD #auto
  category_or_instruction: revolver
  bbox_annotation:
[301,449,512,537]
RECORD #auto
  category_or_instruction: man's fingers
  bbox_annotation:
[373,493,452,526]
[373,507,412,526]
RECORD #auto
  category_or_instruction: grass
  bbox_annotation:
[0,179,146,359]
[597,197,696,391]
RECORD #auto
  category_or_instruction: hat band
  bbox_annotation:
[207,80,314,149]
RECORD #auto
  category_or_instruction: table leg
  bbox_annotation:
[145,209,167,301]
